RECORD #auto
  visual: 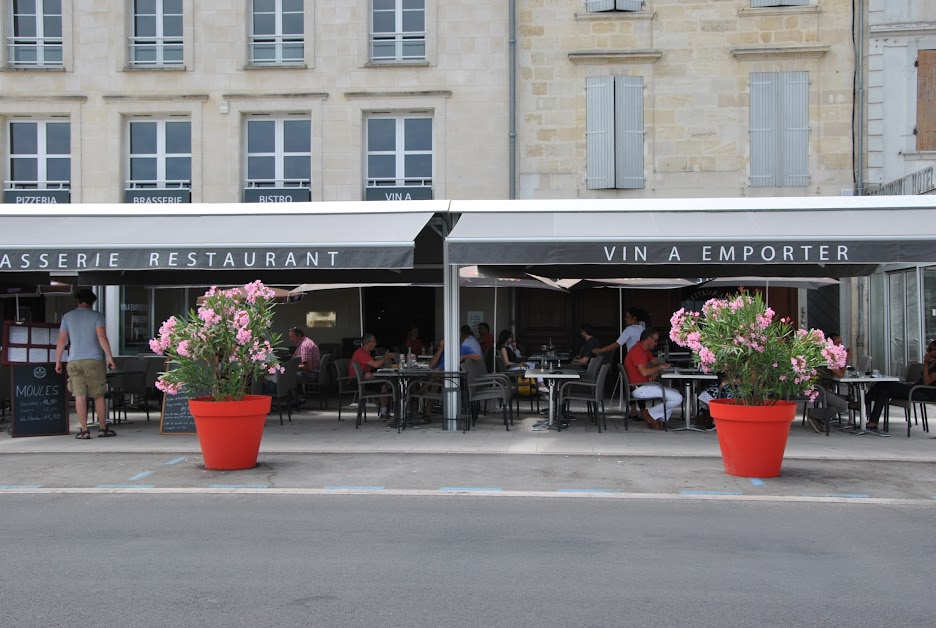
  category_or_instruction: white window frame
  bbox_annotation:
[129,0,183,67]
[7,0,63,67]
[365,114,433,188]
[585,0,643,13]
[750,0,809,7]
[244,115,312,189]
[125,117,192,190]
[370,0,426,63]
[5,118,70,190]
[585,75,645,190]
[749,71,810,188]
[248,0,304,65]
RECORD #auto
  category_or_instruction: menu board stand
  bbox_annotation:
[10,364,69,437]
[158,363,196,435]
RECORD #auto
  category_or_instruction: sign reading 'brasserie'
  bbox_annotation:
[0,246,413,271]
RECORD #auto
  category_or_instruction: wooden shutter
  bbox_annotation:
[586,76,615,189]
[749,72,780,187]
[917,50,936,151]
[781,71,810,186]
[585,0,616,12]
[614,75,645,189]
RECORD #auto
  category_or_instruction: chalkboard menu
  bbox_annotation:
[11,364,69,437]
[159,388,196,434]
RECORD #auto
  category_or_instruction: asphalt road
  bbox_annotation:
[1,453,936,501]
[1,494,934,628]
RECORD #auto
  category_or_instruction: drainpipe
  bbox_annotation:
[854,0,865,196]
[509,0,517,199]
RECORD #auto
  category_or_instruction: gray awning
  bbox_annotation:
[0,206,437,273]
[446,203,936,276]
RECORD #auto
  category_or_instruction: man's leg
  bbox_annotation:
[94,396,108,430]
[661,387,683,423]
[75,395,89,431]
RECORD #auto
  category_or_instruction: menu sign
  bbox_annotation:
[11,364,69,437]
[159,365,195,435]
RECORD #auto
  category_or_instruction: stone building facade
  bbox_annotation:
[0,1,510,204]
[515,0,856,199]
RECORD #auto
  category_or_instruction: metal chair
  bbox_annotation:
[272,358,299,425]
[351,361,397,429]
[884,362,933,437]
[559,362,611,432]
[616,363,667,431]
[299,353,331,410]
[333,358,356,422]
[462,359,512,430]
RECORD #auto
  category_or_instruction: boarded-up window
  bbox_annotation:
[749,71,810,187]
[585,0,643,13]
[917,50,936,151]
[586,75,645,189]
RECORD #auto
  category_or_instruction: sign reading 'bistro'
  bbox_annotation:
[0,246,413,271]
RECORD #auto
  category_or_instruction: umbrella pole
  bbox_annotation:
[611,287,625,408]
[358,287,364,337]
[493,285,498,371]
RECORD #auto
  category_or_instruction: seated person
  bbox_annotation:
[625,328,683,430]
[477,322,495,355]
[349,333,396,420]
[404,325,425,357]
[864,340,936,431]
[806,332,853,433]
[573,323,600,366]
[497,329,525,370]
[289,326,321,383]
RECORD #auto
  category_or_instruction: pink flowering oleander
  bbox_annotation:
[149,280,284,401]
[669,289,847,405]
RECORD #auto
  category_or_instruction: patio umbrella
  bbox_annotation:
[704,277,840,290]
[578,277,706,290]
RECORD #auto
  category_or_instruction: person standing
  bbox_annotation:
[593,307,647,358]
[55,289,117,439]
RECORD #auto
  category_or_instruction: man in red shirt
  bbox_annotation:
[624,328,682,430]
[477,322,494,355]
[350,333,396,419]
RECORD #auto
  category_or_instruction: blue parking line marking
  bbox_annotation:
[128,471,153,481]
[439,487,503,492]
[97,484,155,489]
[208,484,269,489]
[164,457,187,465]
[322,486,385,490]
[0,485,43,489]
[680,490,744,496]
[750,479,766,486]
[557,488,618,493]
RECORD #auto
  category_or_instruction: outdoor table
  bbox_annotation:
[831,374,901,436]
[659,369,718,432]
[525,368,579,431]
[375,365,433,432]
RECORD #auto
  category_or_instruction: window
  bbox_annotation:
[585,75,644,190]
[750,0,808,7]
[917,50,936,151]
[585,0,643,12]
[6,119,70,189]
[130,0,183,67]
[249,0,303,65]
[126,118,191,189]
[245,116,311,188]
[7,0,62,67]
[370,0,425,63]
[749,71,809,187]
[365,115,432,188]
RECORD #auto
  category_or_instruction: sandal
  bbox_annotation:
[98,427,117,437]
[75,429,91,440]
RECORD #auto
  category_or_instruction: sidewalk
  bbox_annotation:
[2,403,935,463]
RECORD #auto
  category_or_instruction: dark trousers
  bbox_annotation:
[865,380,936,424]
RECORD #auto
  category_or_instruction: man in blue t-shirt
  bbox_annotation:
[55,289,117,439]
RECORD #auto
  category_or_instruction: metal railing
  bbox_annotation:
[369,31,426,62]
[125,179,190,189]
[245,179,310,188]
[366,178,432,187]
[248,36,304,64]
[6,37,63,67]
[4,179,69,190]
[128,37,183,67]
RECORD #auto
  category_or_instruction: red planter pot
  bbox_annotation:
[709,399,797,478]
[188,395,272,471]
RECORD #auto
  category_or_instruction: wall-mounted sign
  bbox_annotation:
[124,189,191,204]
[243,188,311,203]
[365,186,433,201]
[3,189,70,204]
[865,166,935,196]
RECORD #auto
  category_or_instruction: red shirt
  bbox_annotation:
[350,347,373,378]
[479,333,494,354]
[624,342,654,384]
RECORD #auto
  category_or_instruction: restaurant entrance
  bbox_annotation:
[362,286,437,354]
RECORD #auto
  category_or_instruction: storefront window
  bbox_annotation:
[924,266,936,344]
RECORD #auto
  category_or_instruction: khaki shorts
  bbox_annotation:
[67,359,107,397]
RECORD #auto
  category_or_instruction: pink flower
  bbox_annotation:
[177,340,192,357]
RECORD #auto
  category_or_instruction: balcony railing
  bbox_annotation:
[125,179,190,189]
[5,180,70,190]
[369,32,426,62]
[248,36,304,65]
[129,37,183,67]
[6,37,63,67]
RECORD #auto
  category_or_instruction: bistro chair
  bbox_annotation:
[883,362,933,437]
[351,361,397,429]
[462,359,512,430]
[272,358,300,425]
[299,353,332,410]
[332,358,357,422]
[558,362,611,432]
[616,363,667,431]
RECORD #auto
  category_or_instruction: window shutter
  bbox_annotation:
[917,50,936,151]
[616,0,643,11]
[749,72,780,187]
[586,76,615,190]
[781,71,810,186]
[614,75,645,189]
[585,0,616,12]
[751,0,809,7]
